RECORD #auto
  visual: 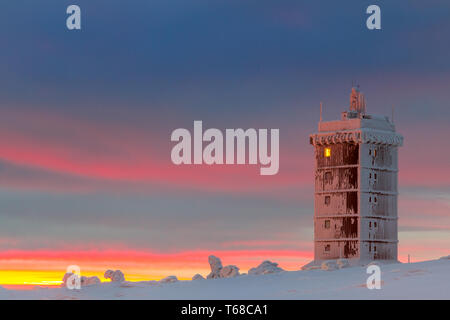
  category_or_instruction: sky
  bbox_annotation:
[0,0,449,285]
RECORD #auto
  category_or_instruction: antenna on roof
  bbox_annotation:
[320,102,323,122]
[392,105,395,123]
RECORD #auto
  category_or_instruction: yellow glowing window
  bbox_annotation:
[324,147,331,158]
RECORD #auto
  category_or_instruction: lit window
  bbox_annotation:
[325,220,331,229]
[324,147,331,158]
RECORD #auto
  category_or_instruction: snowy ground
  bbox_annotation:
[1,258,449,299]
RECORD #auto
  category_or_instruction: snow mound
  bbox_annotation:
[61,273,100,287]
[321,261,338,271]
[220,265,240,278]
[104,269,125,282]
[206,255,240,279]
[248,260,284,275]
[192,274,205,281]
[207,255,223,279]
[81,276,101,286]
[336,259,350,269]
[160,276,178,283]
[1,257,449,299]
[61,273,74,287]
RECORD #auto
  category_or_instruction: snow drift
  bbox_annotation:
[1,256,449,300]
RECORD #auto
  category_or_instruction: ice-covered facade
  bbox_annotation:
[308,87,403,264]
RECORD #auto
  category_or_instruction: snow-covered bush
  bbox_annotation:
[104,269,125,282]
[321,260,338,271]
[207,255,223,279]
[192,274,205,281]
[248,261,284,275]
[61,273,100,287]
[160,275,178,283]
[80,276,101,286]
[206,255,240,279]
[336,259,350,269]
[219,265,240,278]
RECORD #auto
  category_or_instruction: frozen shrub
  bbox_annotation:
[207,255,223,279]
[219,265,240,278]
[160,275,178,283]
[104,269,125,282]
[248,261,284,275]
[192,274,205,281]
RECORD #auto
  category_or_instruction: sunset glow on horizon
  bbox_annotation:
[0,249,314,286]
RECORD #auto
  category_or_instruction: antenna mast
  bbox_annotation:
[320,102,323,122]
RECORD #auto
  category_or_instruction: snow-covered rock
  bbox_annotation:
[192,274,205,281]
[104,269,125,282]
[207,255,223,279]
[301,264,321,271]
[248,261,284,275]
[160,276,178,283]
[80,276,101,286]
[61,273,99,287]
[219,265,240,278]
[61,273,77,288]
[336,259,350,269]
[321,260,338,271]
[206,255,241,279]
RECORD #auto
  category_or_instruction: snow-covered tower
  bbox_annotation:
[308,87,403,264]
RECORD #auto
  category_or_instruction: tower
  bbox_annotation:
[308,87,403,264]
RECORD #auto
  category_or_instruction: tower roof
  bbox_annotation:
[310,86,403,147]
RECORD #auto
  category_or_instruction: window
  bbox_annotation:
[325,220,331,229]
[324,171,332,183]
[373,149,377,157]
[324,147,331,158]
[325,244,331,252]
[374,173,377,180]
[324,196,331,205]
[369,197,372,203]
[374,222,377,228]
[374,197,377,203]
[369,221,372,228]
